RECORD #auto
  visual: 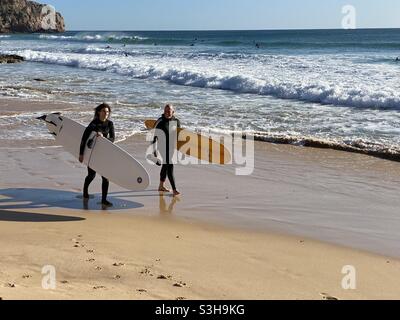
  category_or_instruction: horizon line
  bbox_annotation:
[63,27,400,32]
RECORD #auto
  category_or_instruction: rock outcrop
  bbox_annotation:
[0,54,25,63]
[0,0,65,33]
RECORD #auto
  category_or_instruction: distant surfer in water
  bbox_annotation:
[79,103,115,207]
[396,57,399,62]
[152,104,181,196]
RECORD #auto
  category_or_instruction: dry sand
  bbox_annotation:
[1,98,400,300]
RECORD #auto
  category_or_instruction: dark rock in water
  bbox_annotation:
[33,78,46,81]
[0,0,65,33]
[0,54,24,63]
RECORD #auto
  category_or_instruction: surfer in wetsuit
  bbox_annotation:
[79,103,115,207]
[152,104,181,196]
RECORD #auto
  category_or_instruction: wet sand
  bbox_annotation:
[1,98,400,299]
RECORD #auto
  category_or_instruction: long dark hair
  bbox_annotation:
[94,103,111,120]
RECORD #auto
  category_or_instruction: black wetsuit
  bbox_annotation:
[153,115,181,191]
[80,118,115,201]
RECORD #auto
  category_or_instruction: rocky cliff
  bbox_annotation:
[0,0,65,33]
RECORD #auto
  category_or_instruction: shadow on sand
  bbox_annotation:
[0,209,85,223]
[0,188,144,214]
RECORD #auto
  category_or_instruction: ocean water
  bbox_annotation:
[1,29,400,158]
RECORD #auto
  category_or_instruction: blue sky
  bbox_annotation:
[44,0,400,31]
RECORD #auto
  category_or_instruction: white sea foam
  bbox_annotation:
[38,33,147,42]
[2,30,400,164]
[39,34,75,40]
[82,35,103,41]
[13,49,400,110]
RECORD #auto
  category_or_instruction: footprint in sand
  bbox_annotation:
[60,280,69,284]
[112,262,125,267]
[71,235,85,248]
[86,258,96,263]
[93,285,106,290]
[95,266,102,271]
[173,281,187,288]
[320,292,339,300]
[22,275,32,279]
[137,289,147,293]
[176,297,186,300]
[5,283,15,288]
[140,266,153,276]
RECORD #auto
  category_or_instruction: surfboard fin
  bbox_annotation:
[36,115,57,126]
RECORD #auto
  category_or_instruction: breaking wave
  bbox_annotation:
[13,49,400,110]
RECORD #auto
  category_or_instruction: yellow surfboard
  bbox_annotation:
[145,119,231,165]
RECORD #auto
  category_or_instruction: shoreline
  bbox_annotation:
[1,97,400,299]
[252,132,400,163]
[2,95,400,163]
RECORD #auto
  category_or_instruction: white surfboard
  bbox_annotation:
[38,113,150,191]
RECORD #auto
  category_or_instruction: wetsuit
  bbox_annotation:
[79,118,115,202]
[153,115,181,191]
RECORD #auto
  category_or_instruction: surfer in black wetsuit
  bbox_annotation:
[79,103,115,207]
[152,104,181,196]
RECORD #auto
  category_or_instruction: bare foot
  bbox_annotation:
[173,190,181,197]
[158,186,171,192]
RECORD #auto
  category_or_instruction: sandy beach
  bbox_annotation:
[1,98,400,300]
